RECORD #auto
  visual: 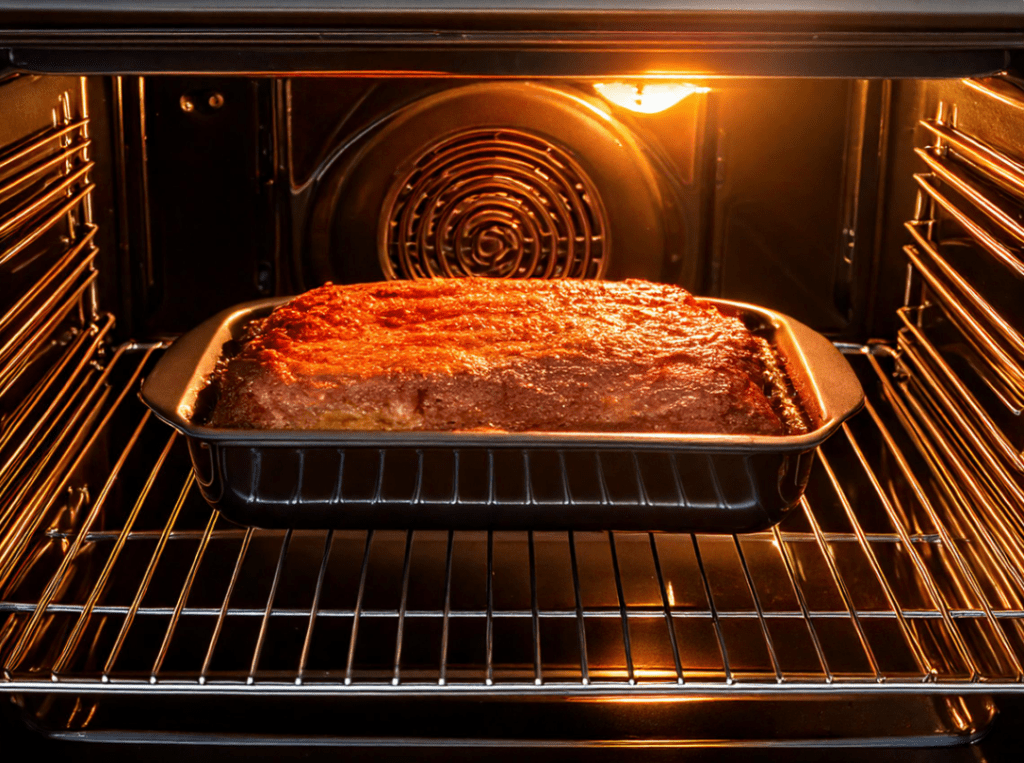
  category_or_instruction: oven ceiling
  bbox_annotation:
[0,0,1022,77]
[0,0,1023,17]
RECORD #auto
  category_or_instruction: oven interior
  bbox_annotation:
[2,66,1024,750]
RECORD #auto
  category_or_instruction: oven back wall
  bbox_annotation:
[126,76,277,339]
[125,76,875,342]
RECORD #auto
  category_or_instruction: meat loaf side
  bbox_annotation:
[207,278,797,435]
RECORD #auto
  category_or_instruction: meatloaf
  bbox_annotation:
[207,278,802,435]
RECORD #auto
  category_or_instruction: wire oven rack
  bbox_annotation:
[2,345,1024,696]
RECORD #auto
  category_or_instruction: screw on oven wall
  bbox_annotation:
[180,92,225,114]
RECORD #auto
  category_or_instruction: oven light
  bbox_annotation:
[593,82,710,114]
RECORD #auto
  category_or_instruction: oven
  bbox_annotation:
[3,2,1024,759]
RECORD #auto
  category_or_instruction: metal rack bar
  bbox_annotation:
[934,318,1024,415]
[0,163,93,240]
[343,530,374,686]
[857,399,1023,679]
[799,495,883,681]
[0,346,149,590]
[963,77,1024,112]
[943,336,1024,415]
[0,120,88,175]
[297,530,334,685]
[0,140,91,202]
[688,534,733,684]
[248,529,292,684]
[12,603,1024,621]
[485,530,494,686]
[874,352,1024,674]
[0,185,94,268]
[101,473,194,679]
[914,147,1024,246]
[0,365,100,515]
[437,530,454,686]
[151,510,219,682]
[0,253,96,376]
[898,307,1024,470]
[0,488,87,604]
[839,427,980,679]
[869,353,1024,602]
[915,364,1024,503]
[1,604,1019,620]
[0,223,97,337]
[913,172,1024,279]
[49,432,179,678]
[33,527,951,546]
[606,532,635,685]
[900,369,1024,545]
[0,270,98,395]
[899,335,1024,514]
[817,452,936,679]
[732,536,783,683]
[391,530,414,686]
[199,527,254,684]
[905,222,1024,360]
[527,530,542,685]
[770,524,832,682]
[647,534,683,684]
[567,531,590,686]
[0,313,111,481]
[903,240,1024,395]
[709,454,781,681]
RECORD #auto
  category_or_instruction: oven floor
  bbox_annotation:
[0,692,1005,756]
[4,696,1024,761]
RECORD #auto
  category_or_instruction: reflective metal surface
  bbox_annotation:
[380,128,609,281]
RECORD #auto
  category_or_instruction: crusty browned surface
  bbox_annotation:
[208,278,790,434]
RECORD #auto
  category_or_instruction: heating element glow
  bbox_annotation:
[593,82,710,114]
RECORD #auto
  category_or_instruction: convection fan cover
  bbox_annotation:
[305,82,680,285]
[380,127,608,280]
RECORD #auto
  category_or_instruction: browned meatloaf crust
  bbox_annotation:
[207,278,799,435]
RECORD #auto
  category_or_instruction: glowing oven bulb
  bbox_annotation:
[593,82,710,114]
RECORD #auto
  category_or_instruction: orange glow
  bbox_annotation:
[568,696,708,704]
[593,82,710,114]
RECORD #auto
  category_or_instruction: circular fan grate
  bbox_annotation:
[380,129,609,280]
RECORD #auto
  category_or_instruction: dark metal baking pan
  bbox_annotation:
[140,295,863,532]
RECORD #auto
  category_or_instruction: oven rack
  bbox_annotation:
[907,83,1024,413]
[3,345,1024,695]
[0,91,98,399]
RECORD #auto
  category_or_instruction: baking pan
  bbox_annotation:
[140,296,863,532]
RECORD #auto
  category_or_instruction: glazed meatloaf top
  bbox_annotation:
[207,278,803,435]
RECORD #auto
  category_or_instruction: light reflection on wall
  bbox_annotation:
[593,82,710,114]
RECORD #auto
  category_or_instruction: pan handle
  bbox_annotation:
[140,297,285,433]
[786,317,865,428]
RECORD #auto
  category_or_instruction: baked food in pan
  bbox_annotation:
[207,278,806,435]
